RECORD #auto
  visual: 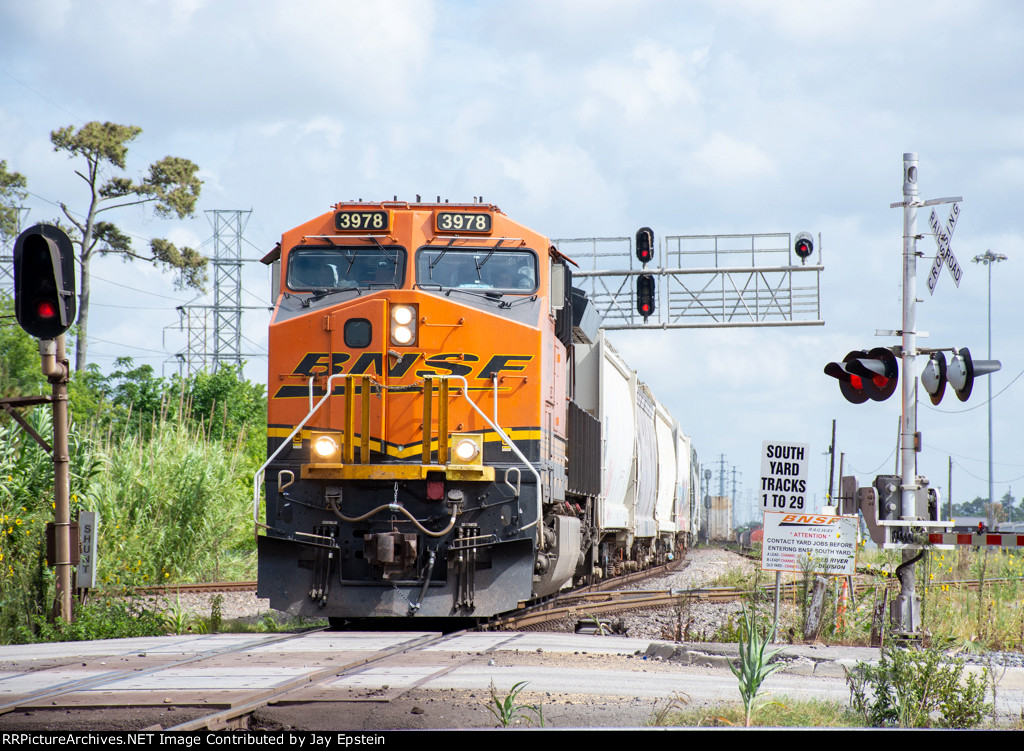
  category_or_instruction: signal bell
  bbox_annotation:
[921,347,1001,403]
[13,224,77,340]
[824,347,899,404]
[635,227,654,265]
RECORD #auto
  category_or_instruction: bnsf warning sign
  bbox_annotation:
[761,511,858,575]
[760,440,809,510]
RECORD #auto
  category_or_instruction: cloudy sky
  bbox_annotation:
[2,0,1023,518]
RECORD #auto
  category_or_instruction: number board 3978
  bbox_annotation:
[760,440,810,510]
[435,211,492,233]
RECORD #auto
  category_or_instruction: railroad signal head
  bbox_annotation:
[921,347,1001,404]
[636,273,655,319]
[635,227,654,265]
[794,232,814,264]
[947,347,1001,402]
[824,347,899,404]
[13,224,76,340]
[920,351,948,405]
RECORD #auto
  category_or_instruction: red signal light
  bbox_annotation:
[824,348,899,404]
[13,225,77,339]
[635,273,656,319]
[35,299,58,319]
[635,227,654,265]
[794,232,814,262]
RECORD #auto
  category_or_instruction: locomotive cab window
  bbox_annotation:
[414,248,537,292]
[286,246,406,291]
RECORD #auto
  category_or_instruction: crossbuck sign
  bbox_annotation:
[926,202,963,294]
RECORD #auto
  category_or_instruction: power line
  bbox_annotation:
[923,365,1024,414]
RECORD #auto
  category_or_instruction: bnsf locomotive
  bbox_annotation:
[255,201,699,623]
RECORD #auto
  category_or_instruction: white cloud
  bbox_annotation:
[690,132,776,182]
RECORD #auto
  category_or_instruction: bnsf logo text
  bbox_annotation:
[780,514,842,526]
[273,352,534,398]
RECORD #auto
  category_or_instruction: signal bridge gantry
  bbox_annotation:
[554,230,823,330]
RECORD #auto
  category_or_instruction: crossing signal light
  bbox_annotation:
[635,227,654,265]
[636,273,655,319]
[921,347,1000,404]
[794,232,814,263]
[920,351,947,405]
[824,347,899,404]
[13,224,76,340]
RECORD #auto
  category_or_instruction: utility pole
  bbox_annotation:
[718,454,727,497]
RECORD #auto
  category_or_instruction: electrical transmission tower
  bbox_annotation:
[174,209,267,378]
[0,207,30,292]
[210,209,248,370]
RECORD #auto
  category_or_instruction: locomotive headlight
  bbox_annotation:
[451,434,483,465]
[392,325,414,345]
[390,304,417,346]
[311,434,341,461]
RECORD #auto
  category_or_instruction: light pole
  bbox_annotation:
[972,249,1007,527]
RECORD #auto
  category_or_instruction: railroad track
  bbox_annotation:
[493,574,1024,631]
[0,627,481,731]
[101,581,258,596]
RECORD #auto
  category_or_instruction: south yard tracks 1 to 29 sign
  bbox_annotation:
[761,440,810,511]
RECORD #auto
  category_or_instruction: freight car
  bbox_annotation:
[253,200,698,622]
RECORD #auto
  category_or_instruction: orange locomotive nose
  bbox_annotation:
[255,199,697,623]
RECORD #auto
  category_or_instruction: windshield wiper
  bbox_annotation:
[474,238,504,277]
[302,284,360,307]
[429,238,457,274]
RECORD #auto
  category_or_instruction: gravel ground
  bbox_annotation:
[147,546,757,637]
[611,546,759,641]
[133,589,278,626]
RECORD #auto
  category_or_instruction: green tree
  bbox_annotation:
[953,496,987,518]
[1000,489,1018,522]
[48,122,206,372]
[0,291,46,398]
[0,160,28,241]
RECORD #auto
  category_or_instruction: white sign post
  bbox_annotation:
[760,440,810,511]
[761,511,858,575]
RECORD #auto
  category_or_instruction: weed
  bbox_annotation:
[845,644,990,728]
[651,698,863,728]
[486,680,544,727]
[649,691,691,726]
[209,594,223,633]
[161,593,196,635]
[29,598,168,642]
[729,604,786,727]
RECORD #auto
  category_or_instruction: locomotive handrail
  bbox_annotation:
[252,372,350,532]
[446,374,544,548]
[253,372,544,548]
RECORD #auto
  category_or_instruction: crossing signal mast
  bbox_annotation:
[824,154,1003,639]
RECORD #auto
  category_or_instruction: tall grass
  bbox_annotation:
[0,405,259,643]
[0,409,103,641]
[91,416,258,587]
